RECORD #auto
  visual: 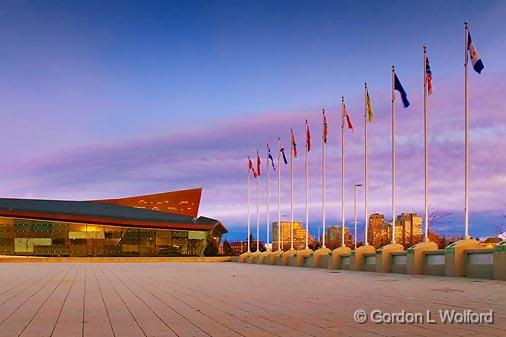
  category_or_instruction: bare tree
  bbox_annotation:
[494,205,506,236]
[428,207,452,233]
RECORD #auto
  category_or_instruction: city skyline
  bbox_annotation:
[0,1,505,240]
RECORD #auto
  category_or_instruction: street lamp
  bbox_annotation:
[354,183,364,249]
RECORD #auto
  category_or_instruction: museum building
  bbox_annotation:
[0,188,227,257]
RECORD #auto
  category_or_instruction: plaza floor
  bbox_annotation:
[0,262,505,337]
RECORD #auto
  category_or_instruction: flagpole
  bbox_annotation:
[364,83,369,246]
[266,144,270,250]
[277,138,282,251]
[391,65,397,244]
[341,97,346,248]
[256,153,260,252]
[247,161,251,253]
[322,110,327,248]
[423,47,429,242]
[305,120,309,249]
[464,22,470,239]
[290,129,294,251]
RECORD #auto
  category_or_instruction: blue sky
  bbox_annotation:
[0,1,505,242]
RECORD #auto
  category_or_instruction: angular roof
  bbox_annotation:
[0,197,226,233]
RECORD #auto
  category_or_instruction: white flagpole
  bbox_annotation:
[290,129,295,251]
[391,66,397,244]
[424,47,429,242]
[247,161,251,253]
[464,22,470,239]
[364,83,369,246]
[341,97,346,248]
[266,145,270,250]
[277,138,282,251]
[256,156,260,252]
[322,109,327,248]
[305,120,309,249]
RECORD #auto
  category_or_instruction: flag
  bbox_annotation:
[290,129,298,158]
[280,147,288,165]
[267,144,275,170]
[322,109,328,143]
[425,55,433,95]
[394,73,410,108]
[342,102,354,130]
[467,29,484,74]
[248,156,257,177]
[256,150,261,176]
[366,89,374,122]
[305,119,311,152]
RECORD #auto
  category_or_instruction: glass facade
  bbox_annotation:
[0,216,213,257]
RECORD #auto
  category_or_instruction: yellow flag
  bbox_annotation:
[366,89,373,122]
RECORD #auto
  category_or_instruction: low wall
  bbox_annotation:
[464,249,494,279]
[363,253,376,272]
[390,252,407,274]
[0,256,232,263]
[424,250,445,276]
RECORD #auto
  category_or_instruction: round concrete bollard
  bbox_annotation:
[296,248,313,267]
[239,252,251,263]
[311,247,331,268]
[329,246,352,270]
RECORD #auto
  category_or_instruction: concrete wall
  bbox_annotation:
[0,256,232,263]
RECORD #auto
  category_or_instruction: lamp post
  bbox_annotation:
[353,183,363,249]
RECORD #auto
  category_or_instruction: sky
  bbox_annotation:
[0,0,505,241]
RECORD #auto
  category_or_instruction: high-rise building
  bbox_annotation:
[325,225,352,249]
[369,212,423,249]
[368,213,385,248]
[272,221,311,251]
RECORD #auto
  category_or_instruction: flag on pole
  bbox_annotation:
[248,156,257,177]
[290,129,298,158]
[466,29,484,74]
[342,102,354,130]
[305,119,311,152]
[425,55,433,95]
[267,144,275,170]
[256,150,261,176]
[280,147,288,164]
[394,73,410,108]
[322,109,328,143]
[366,89,374,122]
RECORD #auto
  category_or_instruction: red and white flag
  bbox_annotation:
[256,150,261,176]
[342,103,354,130]
[248,156,257,178]
[305,119,311,152]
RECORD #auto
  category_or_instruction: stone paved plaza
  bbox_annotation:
[0,262,505,337]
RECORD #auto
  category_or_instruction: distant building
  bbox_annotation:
[369,213,385,248]
[370,212,423,249]
[325,225,352,249]
[228,240,265,255]
[272,221,311,251]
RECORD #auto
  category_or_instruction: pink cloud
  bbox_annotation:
[0,74,504,232]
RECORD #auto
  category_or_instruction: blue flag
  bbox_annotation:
[280,148,288,165]
[267,145,275,170]
[394,73,410,108]
[467,30,484,74]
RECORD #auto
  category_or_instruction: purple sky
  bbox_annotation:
[0,1,505,240]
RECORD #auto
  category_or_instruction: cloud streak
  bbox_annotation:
[0,74,505,238]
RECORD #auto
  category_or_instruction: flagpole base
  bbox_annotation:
[282,249,297,266]
[258,250,271,264]
[350,245,376,271]
[268,250,283,265]
[407,241,438,275]
[329,246,352,270]
[444,238,481,277]
[247,251,261,264]
[295,248,313,267]
[239,252,251,263]
[375,243,404,273]
[311,247,331,268]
